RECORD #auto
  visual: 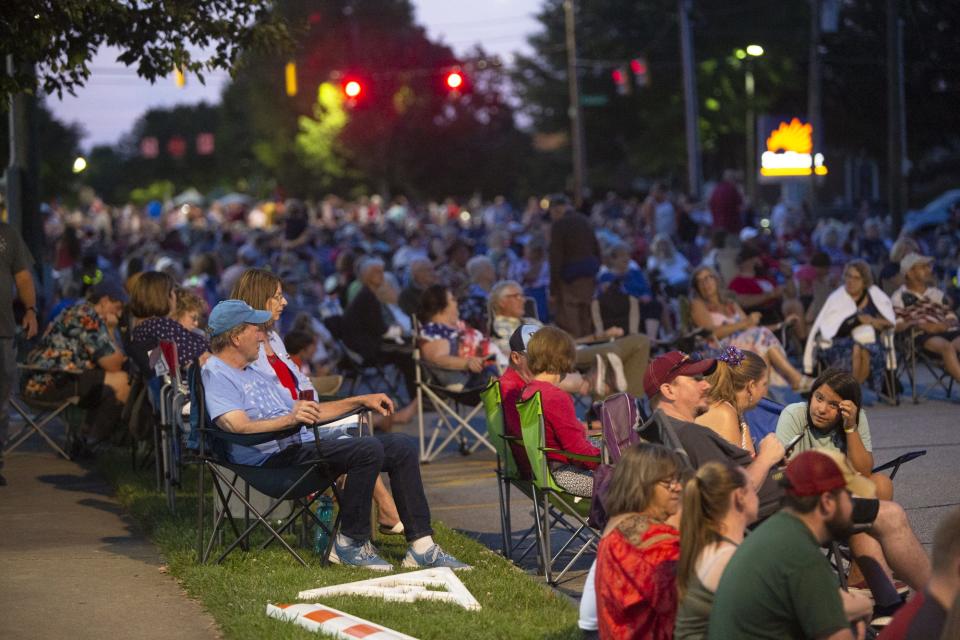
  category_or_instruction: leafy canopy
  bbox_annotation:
[0,0,293,99]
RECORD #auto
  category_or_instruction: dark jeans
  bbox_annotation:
[264,432,431,544]
[0,337,16,470]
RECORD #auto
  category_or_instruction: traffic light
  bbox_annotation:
[285,61,297,97]
[445,70,464,91]
[612,65,630,95]
[341,78,365,106]
[174,66,185,88]
[630,57,649,88]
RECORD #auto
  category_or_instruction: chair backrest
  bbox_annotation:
[480,379,518,479]
[599,392,641,464]
[523,297,540,321]
[517,391,559,492]
[637,409,692,471]
[743,397,785,445]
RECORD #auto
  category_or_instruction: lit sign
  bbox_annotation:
[760,118,828,177]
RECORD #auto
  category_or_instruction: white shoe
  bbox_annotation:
[594,354,607,397]
[605,353,628,393]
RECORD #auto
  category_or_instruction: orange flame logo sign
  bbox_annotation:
[760,118,827,177]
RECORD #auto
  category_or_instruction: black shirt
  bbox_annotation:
[666,414,784,519]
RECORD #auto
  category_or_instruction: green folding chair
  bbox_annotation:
[480,379,543,564]
[516,391,600,585]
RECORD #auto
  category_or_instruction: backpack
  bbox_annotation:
[588,393,645,529]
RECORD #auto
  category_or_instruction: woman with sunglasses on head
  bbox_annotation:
[231,268,406,537]
[595,443,686,640]
[689,265,812,392]
[674,462,758,640]
[695,347,768,455]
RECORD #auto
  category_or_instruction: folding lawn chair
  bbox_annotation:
[189,362,364,567]
[897,327,955,404]
[6,364,86,460]
[516,391,600,585]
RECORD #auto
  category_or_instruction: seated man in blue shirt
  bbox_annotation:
[202,299,469,571]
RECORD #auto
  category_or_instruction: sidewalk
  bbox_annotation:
[0,449,219,640]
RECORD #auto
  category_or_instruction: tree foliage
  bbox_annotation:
[0,100,84,200]
[0,0,293,100]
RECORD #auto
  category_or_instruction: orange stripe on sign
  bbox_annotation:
[344,623,382,637]
[304,609,341,624]
[275,603,291,609]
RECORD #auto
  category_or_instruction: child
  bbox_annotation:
[173,287,206,333]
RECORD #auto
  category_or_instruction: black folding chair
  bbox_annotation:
[897,327,955,404]
[189,363,365,567]
[6,365,86,460]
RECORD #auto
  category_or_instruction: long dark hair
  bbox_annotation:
[806,368,861,451]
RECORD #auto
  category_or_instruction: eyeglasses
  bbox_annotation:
[657,475,683,490]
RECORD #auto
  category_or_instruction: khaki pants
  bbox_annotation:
[574,333,651,399]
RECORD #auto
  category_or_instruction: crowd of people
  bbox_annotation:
[1,177,960,636]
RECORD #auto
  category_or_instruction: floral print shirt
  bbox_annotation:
[24,301,119,396]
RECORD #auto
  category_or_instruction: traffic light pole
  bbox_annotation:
[678,0,703,199]
[564,0,587,207]
[886,0,906,235]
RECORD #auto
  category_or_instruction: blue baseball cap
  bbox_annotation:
[208,299,272,336]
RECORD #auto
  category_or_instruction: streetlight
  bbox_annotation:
[744,44,764,206]
[72,156,87,174]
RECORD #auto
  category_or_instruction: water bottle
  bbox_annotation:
[313,494,335,553]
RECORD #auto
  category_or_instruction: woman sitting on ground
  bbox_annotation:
[416,284,501,390]
[129,271,210,370]
[595,443,684,640]
[804,259,895,392]
[519,326,600,498]
[674,462,758,640]
[695,347,767,455]
[690,265,812,392]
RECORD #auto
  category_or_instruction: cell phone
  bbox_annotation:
[783,433,804,457]
[298,389,315,401]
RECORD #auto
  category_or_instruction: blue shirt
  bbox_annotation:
[202,355,302,465]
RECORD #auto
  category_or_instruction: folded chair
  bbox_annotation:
[413,326,494,462]
[189,363,360,567]
[806,329,900,406]
[896,327,955,404]
[516,391,600,585]
[6,364,86,460]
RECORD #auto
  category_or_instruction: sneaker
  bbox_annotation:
[402,544,472,571]
[605,353,628,393]
[593,354,607,397]
[329,539,393,572]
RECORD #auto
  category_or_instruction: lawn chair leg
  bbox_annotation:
[542,492,553,584]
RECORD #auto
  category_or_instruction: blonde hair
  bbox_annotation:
[843,259,874,290]
[231,268,281,330]
[128,271,175,319]
[706,350,767,407]
[690,265,732,304]
[677,462,747,596]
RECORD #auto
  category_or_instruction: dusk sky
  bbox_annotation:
[49,0,542,150]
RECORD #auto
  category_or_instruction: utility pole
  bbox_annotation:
[886,0,906,235]
[807,0,822,217]
[678,0,703,199]
[563,0,587,207]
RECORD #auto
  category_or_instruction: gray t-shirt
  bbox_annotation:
[775,401,871,459]
[0,223,35,338]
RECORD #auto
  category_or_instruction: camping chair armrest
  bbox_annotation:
[200,424,304,446]
[502,435,523,443]
[541,448,601,464]
[306,405,368,442]
[872,450,926,480]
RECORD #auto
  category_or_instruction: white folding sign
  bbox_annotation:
[297,567,481,611]
[267,602,419,639]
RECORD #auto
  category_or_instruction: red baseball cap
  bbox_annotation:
[781,450,876,498]
[642,351,716,399]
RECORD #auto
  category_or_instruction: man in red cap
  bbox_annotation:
[709,450,875,639]
[643,351,931,605]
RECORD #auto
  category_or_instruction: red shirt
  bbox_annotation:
[521,380,600,470]
[499,368,532,479]
[727,274,778,311]
[708,180,743,233]
[268,353,299,400]
[878,590,947,640]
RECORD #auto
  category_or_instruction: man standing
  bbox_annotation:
[202,300,468,571]
[708,450,873,639]
[548,194,600,338]
[709,169,744,233]
[0,221,38,486]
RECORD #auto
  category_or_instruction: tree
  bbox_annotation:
[0,0,293,100]
[0,100,83,200]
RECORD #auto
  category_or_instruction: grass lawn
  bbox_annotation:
[96,450,580,640]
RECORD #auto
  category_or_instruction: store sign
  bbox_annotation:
[760,118,828,177]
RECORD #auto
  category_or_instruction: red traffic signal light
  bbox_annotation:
[612,65,630,95]
[630,57,649,87]
[445,71,464,90]
[343,79,363,99]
